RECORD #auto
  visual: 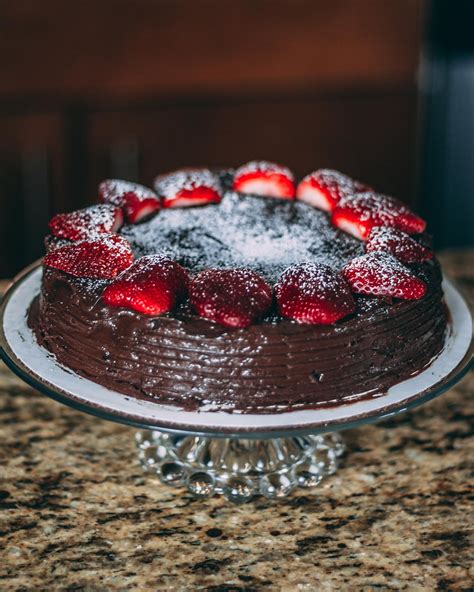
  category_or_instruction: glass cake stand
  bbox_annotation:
[1,264,472,503]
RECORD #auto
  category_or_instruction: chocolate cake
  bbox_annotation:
[29,163,447,413]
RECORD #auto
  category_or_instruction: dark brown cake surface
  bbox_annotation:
[28,177,448,413]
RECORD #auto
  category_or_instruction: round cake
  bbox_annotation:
[28,163,447,413]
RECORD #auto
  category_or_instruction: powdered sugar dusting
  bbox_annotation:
[49,204,123,241]
[99,179,158,204]
[43,234,134,280]
[154,169,221,199]
[278,263,351,296]
[234,160,294,180]
[335,192,426,234]
[366,227,432,263]
[275,262,356,324]
[300,169,367,201]
[340,193,409,222]
[120,186,364,284]
[189,268,272,328]
[99,234,136,260]
[343,252,427,299]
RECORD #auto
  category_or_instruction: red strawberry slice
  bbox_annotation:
[154,168,222,208]
[43,235,134,279]
[102,255,189,315]
[49,204,123,241]
[296,169,370,212]
[366,227,433,263]
[275,263,356,324]
[99,179,161,224]
[332,192,426,240]
[189,268,272,328]
[342,252,427,300]
[232,160,295,199]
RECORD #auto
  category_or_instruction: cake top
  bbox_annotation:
[42,161,432,328]
[120,185,364,284]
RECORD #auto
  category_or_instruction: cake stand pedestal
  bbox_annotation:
[1,265,472,503]
[136,431,345,502]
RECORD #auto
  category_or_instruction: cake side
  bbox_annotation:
[28,259,447,413]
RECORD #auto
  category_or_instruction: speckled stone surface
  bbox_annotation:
[0,250,472,591]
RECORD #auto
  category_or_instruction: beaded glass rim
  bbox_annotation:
[0,263,472,439]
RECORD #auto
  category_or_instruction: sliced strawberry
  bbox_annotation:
[49,204,123,241]
[296,169,370,212]
[102,255,189,315]
[232,160,295,199]
[99,179,161,224]
[154,168,222,208]
[342,252,427,300]
[332,192,426,240]
[366,227,433,263]
[43,235,134,279]
[275,263,356,325]
[189,268,272,328]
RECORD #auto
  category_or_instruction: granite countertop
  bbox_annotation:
[0,250,472,591]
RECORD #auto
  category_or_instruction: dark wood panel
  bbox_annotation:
[0,92,419,277]
[0,112,65,276]
[0,0,424,100]
[0,1,424,275]
[87,92,418,207]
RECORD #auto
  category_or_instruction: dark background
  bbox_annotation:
[0,0,472,278]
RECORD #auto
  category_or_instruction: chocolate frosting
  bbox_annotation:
[29,183,448,413]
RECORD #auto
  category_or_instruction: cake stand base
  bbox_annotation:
[136,431,345,502]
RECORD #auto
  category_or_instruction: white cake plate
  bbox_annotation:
[1,264,472,502]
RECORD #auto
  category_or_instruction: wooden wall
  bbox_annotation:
[0,0,425,277]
